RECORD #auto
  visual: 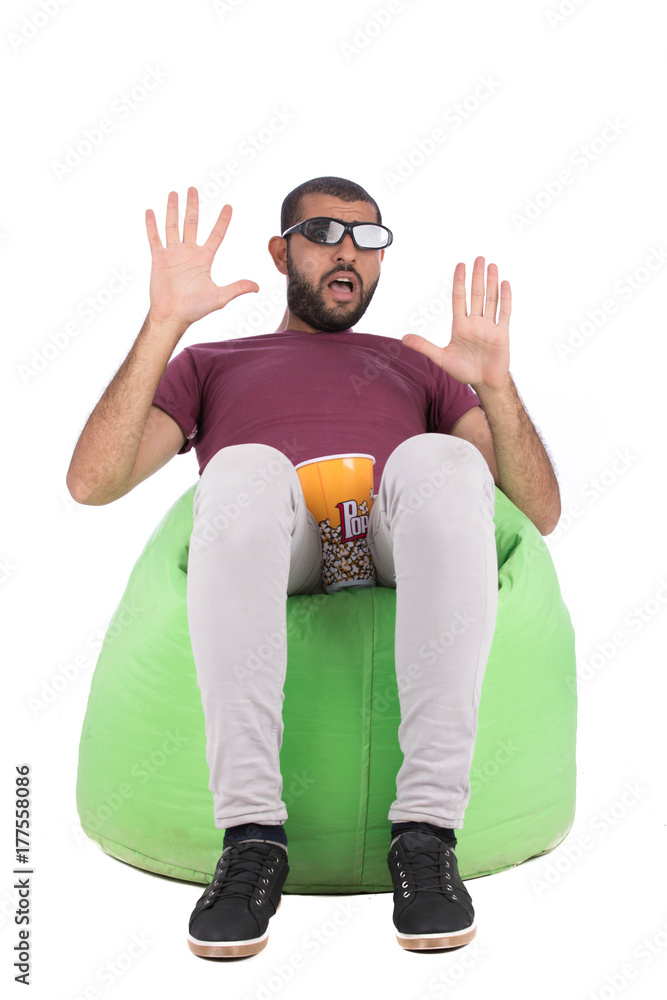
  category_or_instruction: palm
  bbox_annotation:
[145,188,258,326]
[446,309,509,384]
[149,243,229,325]
[403,257,511,392]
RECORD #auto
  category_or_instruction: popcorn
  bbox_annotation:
[318,508,376,590]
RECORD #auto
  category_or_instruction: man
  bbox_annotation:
[67,176,560,959]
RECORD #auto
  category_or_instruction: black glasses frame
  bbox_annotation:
[281,217,393,250]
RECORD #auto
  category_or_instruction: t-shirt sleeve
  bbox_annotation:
[427,359,481,433]
[152,346,201,455]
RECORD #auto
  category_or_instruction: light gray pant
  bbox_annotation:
[186,433,498,831]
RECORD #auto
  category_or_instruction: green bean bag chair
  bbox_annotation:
[76,484,577,892]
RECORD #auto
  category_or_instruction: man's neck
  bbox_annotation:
[274,307,314,333]
[273,307,353,334]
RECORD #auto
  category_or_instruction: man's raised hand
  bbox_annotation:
[402,257,511,392]
[145,187,259,328]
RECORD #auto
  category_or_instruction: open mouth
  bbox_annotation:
[327,274,357,301]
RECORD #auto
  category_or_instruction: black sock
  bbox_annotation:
[224,822,288,848]
[391,821,456,843]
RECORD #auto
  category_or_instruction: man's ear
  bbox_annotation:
[268,235,288,276]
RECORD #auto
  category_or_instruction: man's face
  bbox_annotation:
[282,193,385,332]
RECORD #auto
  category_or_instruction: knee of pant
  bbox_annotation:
[384,433,488,490]
[198,444,296,498]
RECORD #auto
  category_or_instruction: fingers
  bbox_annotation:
[147,187,229,254]
[204,203,233,255]
[165,190,180,247]
[452,262,468,318]
[469,256,485,315]
[182,186,199,245]
[498,280,512,325]
[485,263,499,319]
[453,258,504,320]
[402,333,440,365]
[176,191,234,253]
[217,278,260,310]
[145,207,163,254]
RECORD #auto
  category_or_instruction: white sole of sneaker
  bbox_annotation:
[187,927,269,958]
[187,899,282,958]
[396,918,477,951]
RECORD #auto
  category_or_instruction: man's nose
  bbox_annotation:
[334,233,357,261]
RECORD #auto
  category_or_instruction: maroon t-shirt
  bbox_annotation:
[151,327,480,490]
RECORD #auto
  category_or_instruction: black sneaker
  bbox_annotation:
[187,839,289,958]
[388,828,476,950]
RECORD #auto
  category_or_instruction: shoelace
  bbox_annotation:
[202,844,282,908]
[394,841,460,898]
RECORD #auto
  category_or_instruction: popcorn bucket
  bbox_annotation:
[295,454,376,593]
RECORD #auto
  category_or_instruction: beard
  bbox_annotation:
[285,243,380,332]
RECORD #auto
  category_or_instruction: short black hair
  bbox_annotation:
[281,176,382,235]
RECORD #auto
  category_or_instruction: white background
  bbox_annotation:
[3,0,666,997]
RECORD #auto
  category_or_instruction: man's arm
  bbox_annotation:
[66,314,189,504]
[66,188,259,505]
[451,379,560,535]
